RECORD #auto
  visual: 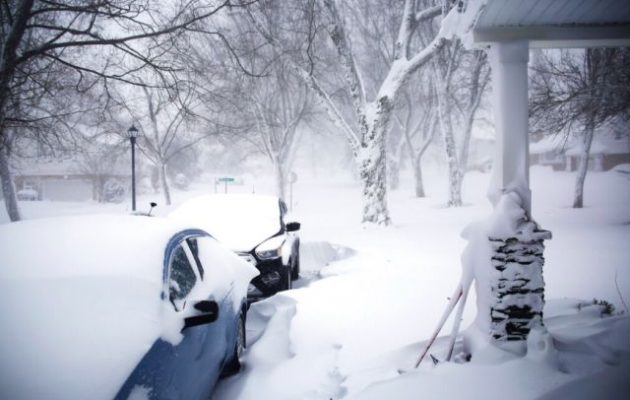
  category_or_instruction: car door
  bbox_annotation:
[115,234,231,400]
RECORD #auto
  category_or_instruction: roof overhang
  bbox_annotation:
[471,0,630,48]
[473,24,630,48]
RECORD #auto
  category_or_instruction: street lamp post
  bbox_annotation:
[127,125,139,211]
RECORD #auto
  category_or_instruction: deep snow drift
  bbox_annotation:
[1,165,629,399]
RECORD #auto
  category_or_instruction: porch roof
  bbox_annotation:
[472,0,630,48]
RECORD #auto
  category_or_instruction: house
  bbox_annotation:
[530,126,630,172]
[13,157,129,202]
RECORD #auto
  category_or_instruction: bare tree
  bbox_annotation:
[75,138,126,202]
[129,82,209,206]
[0,0,256,221]
[246,0,477,225]
[396,85,438,197]
[248,64,312,201]
[530,48,630,208]
[431,39,489,207]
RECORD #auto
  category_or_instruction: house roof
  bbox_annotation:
[531,128,630,156]
[13,158,82,177]
[529,134,567,154]
[13,157,129,178]
[472,0,630,47]
[565,132,630,156]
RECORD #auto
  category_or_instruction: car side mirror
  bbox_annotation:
[286,222,301,232]
[182,300,219,331]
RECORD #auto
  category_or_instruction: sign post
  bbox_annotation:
[217,177,235,193]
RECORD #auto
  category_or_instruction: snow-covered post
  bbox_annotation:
[481,41,551,343]
[488,41,531,213]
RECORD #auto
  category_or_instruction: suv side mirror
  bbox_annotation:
[286,222,301,232]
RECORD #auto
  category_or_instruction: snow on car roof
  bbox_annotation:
[0,215,201,400]
[170,194,284,252]
[0,214,185,281]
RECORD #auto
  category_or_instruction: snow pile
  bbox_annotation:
[353,300,630,400]
[0,215,176,400]
[214,295,346,400]
[439,0,488,47]
[0,214,257,400]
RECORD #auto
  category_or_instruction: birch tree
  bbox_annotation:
[431,39,489,207]
[246,0,475,225]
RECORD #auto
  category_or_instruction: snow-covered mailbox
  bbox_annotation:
[462,0,630,345]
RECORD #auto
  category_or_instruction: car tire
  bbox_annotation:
[291,253,300,281]
[221,312,245,378]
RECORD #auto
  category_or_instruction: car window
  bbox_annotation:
[169,245,197,304]
[186,237,204,280]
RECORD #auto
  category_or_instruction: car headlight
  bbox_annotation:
[255,235,285,260]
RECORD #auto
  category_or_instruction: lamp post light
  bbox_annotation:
[126,124,139,211]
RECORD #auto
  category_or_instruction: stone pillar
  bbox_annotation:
[489,222,551,341]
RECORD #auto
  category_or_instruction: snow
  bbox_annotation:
[0,214,257,400]
[0,216,173,400]
[440,0,488,48]
[212,166,629,400]
[1,165,629,399]
[170,194,283,251]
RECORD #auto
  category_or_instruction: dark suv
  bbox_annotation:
[171,194,300,297]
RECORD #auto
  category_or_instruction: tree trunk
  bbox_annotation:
[356,99,392,225]
[439,103,463,207]
[358,144,389,225]
[0,145,20,221]
[160,162,171,206]
[274,159,286,202]
[413,156,426,198]
[573,121,595,208]
[389,157,400,190]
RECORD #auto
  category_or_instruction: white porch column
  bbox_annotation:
[488,41,531,215]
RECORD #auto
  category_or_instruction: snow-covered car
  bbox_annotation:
[16,187,38,201]
[171,194,301,296]
[0,215,258,400]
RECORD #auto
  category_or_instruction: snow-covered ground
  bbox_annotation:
[2,165,629,399]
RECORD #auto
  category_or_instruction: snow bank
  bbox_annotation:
[0,214,257,400]
[213,294,346,400]
[353,301,630,400]
[0,215,178,400]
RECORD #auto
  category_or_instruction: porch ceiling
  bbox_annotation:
[472,0,630,48]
